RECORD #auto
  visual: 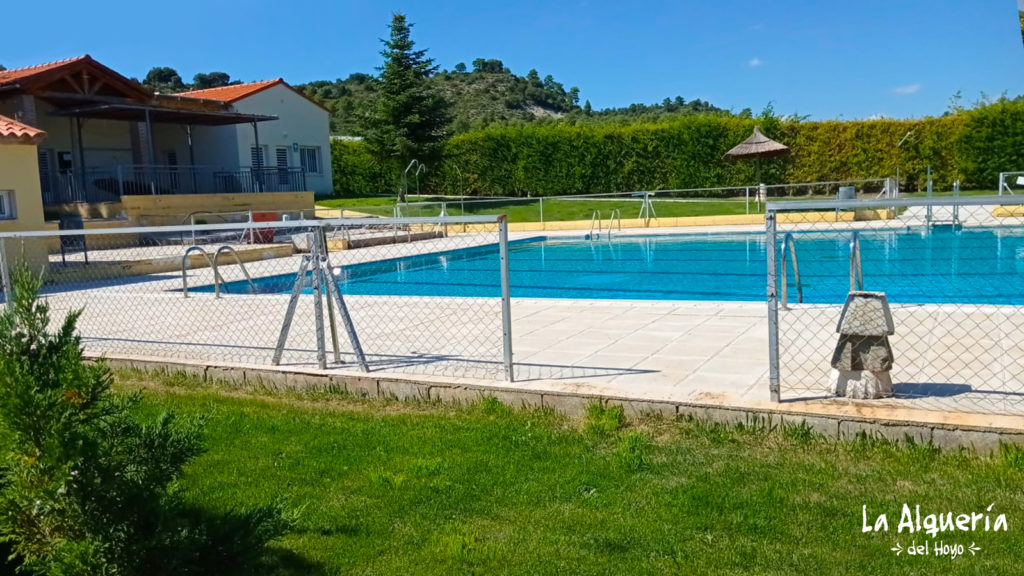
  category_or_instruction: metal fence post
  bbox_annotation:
[766,210,781,402]
[539,197,544,224]
[498,217,514,382]
[0,238,11,302]
[310,229,327,370]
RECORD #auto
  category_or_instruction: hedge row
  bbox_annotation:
[331,99,1024,196]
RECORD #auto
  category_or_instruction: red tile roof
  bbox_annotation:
[177,79,284,103]
[0,55,90,86]
[0,114,46,144]
[179,78,329,112]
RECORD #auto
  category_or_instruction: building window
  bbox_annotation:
[299,146,321,175]
[276,147,291,185]
[0,190,16,220]
[250,145,267,169]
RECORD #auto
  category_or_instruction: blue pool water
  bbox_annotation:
[202,229,1024,305]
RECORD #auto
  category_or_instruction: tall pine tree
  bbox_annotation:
[365,13,450,200]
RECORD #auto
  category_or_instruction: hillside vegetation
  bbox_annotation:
[297,58,730,135]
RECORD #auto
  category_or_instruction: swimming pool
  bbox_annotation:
[201,229,1024,305]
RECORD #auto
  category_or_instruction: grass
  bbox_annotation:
[318,189,1004,223]
[318,195,751,222]
[122,369,1024,575]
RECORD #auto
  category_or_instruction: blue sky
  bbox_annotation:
[3,0,1022,120]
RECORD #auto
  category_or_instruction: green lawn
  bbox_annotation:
[319,190,1005,223]
[321,196,757,222]
[126,370,1024,576]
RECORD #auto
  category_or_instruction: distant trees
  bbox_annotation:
[364,13,450,199]
[139,68,239,93]
[472,58,508,74]
[191,71,234,90]
[142,67,187,93]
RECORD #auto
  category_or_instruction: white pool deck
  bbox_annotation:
[44,221,1024,436]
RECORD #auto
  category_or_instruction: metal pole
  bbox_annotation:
[319,228,342,364]
[0,238,11,302]
[498,217,514,382]
[766,211,781,403]
[75,117,87,200]
[322,255,370,372]
[187,124,198,193]
[745,186,750,215]
[539,197,544,224]
[252,121,262,192]
[144,109,156,195]
[310,233,327,370]
[926,165,933,223]
[999,172,1005,196]
[272,255,311,366]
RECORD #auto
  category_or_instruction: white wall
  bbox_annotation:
[228,84,333,195]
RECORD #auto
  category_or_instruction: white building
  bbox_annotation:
[0,55,333,217]
[180,79,333,196]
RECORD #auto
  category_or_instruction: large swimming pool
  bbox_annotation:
[202,228,1024,305]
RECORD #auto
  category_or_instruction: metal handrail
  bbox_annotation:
[589,210,601,239]
[607,209,621,239]
[181,246,218,298]
[850,232,864,291]
[213,246,257,298]
[780,233,802,309]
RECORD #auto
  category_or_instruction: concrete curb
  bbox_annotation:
[106,357,1024,456]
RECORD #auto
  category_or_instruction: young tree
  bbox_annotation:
[0,269,289,575]
[364,13,450,200]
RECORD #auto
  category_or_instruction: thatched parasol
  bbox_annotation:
[723,126,790,184]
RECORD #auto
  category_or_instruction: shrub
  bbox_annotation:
[0,269,290,575]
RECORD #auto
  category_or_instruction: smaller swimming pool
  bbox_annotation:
[196,228,1024,305]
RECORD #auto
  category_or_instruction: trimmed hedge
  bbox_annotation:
[330,139,395,197]
[331,100,1024,196]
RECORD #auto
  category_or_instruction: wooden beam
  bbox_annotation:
[61,72,85,94]
[32,90,140,105]
[87,78,106,96]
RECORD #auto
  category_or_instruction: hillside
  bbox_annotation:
[295,58,731,135]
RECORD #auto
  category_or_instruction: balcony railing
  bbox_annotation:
[42,165,307,205]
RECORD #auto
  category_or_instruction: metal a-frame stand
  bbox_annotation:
[272,228,369,371]
[638,192,657,226]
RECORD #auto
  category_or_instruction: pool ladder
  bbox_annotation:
[588,209,621,240]
[607,209,621,239]
[181,246,256,298]
[780,232,864,309]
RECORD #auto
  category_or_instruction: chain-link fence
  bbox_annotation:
[766,195,1024,416]
[0,216,512,381]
